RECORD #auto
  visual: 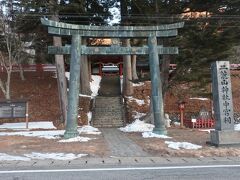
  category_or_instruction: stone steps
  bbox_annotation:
[92,96,124,128]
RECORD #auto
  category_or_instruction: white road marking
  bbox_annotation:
[0,165,240,174]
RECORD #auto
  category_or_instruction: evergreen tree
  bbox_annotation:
[172,0,240,96]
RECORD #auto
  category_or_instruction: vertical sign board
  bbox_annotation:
[211,61,234,131]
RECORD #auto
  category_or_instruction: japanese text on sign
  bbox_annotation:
[219,64,232,124]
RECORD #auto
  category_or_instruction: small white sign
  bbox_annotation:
[191,118,197,123]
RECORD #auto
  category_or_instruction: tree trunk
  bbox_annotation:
[131,55,138,80]
[53,39,68,124]
[0,70,11,100]
[6,71,11,99]
[50,12,68,124]
[123,39,133,96]
[80,39,91,95]
[120,1,133,96]
[161,54,171,97]
[19,64,25,81]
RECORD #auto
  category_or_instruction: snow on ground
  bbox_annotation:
[65,73,101,98]
[24,152,87,160]
[173,122,181,126]
[189,97,209,101]
[79,94,92,98]
[78,125,101,135]
[147,96,150,104]
[132,82,144,87]
[87,112,92,124]
[132,111,146,119]
[0,125,100,139]
[90,75,102,97]
[199,129,215,133]
[0,130,64,139]
[0,152,88,161]
[59,136,94,143]
[142,132,172,139]
[127,96,145,106]
[165,141,202,150]
[0,153,30,161]
[24,152,88,160]
[0,121,56,130]
[65,72,70,80]
[119,119,154,132]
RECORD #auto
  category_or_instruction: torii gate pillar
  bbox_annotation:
[148,36,166,135]
[64,35,81,139]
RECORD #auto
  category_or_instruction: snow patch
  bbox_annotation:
[142,132,172,139]
[90,75,102,97]
[79,94,92,98]
[58,136,94,143]
[87,112,92,124]
[165,141,202,150]
[199,129,215,133]
[119,119,154,132]
[127,96,145,106]
[133,82,144,87]
[66,74,101,98]
[0,121,56,130]
[24,152,87,160]
[0,126,100,139]
[173,122,181,126]
[0,130,64,139]
[0,152,88,161]
[78,125,101,135]
[65,72,70,80]
[0,153,30,161]
[189,97,209,101]
[132,111,146,119]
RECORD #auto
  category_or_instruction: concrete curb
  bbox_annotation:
[1,156,240,169]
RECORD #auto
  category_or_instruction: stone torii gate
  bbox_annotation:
[41,18,184,139]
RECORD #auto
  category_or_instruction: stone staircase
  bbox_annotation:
[92,96,125,128]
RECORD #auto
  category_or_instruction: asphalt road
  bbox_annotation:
[1,164,240,180]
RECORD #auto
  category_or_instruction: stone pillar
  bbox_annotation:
[148,35,167,135]
[64,35,81,139]
[209,61,240,146]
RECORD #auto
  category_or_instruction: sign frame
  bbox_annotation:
[0,99,29,128]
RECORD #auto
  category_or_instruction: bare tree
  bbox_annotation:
[0,16,17,98]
